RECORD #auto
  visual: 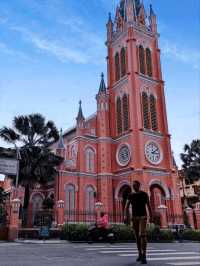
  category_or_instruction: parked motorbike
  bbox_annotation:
[87,224,117,243]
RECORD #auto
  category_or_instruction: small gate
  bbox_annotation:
[19,209,54,239]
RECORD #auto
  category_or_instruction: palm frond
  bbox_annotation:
[0,127,20,143]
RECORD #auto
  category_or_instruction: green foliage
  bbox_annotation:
[112,224,135,241]
[181,230,200,241]
[61,224,89,241]
[0,114,63,210]
[0,188,8,204]
[181,139,200,183]
[61,223,175,242]
[43,195,55,210]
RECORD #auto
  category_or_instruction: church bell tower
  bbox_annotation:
[106,0,182,221]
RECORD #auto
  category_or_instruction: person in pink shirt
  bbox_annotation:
[97,212,109,229]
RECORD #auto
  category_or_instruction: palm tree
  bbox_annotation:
[0,114,63,213]
[180,139,200,183]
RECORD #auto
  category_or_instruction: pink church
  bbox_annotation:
[3,0,185,230]
[50,0,183,227]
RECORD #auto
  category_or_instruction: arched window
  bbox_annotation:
[115,52,120,81]
[116,97,122,135]
[120,48,126,77]
[122,94,129,131]
[85,148,95,173]
[142,92,150,129]
[150,94,158,131]
[146,48,152,77]
[139,45,145,75]
[65,184,75,212]
[85,186,95,212]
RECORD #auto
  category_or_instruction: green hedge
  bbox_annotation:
[61,223,174,242]
[61,224,88,241]
[181,230,200,241]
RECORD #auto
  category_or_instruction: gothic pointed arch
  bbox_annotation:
[142,92,150,129]
[146,48,153,77]
[150,94,158,131]
[116,97,122,135]
[122,94,129,131]
[120,47,126,77]
[139,45,145,75]
[115,52,120,81]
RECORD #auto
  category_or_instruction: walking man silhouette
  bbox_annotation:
[125,181,153,264]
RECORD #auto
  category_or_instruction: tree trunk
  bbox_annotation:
[23,184,30,210]
[22,185,30,227]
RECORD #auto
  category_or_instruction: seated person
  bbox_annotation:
[97,212,109,236]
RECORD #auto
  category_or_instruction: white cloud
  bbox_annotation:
[0,41,30,60]
[11,26,90,64]
[161,39,200,70]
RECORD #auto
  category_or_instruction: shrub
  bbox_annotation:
[112,224,135,242]
[61,223,175,242]
[61,223,89,241]
[181,230,200,241]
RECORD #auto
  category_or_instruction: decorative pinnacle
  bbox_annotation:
[98,72,106,94]
[108,12,112,21]
[57,128,65,149]
[150,4,155,16]
[77,100,84,120]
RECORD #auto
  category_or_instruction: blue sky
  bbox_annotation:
[0,0,199,170]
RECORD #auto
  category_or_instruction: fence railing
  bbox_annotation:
[64,210,124,224]
[21,209,185,228]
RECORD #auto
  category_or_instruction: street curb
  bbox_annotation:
[15,239,70,244]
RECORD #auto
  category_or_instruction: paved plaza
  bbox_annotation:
[0,242,199,266]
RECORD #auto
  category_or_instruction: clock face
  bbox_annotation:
[145,141,163,165]
[117,144,131,167]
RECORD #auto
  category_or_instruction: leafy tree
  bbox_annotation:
[43,194,55,210]
[180,139,200,183]
[0,114,63,212]
[0,187,7,205]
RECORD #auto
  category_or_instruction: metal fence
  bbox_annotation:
[64,210,124,224]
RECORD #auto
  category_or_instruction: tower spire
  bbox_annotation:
[149,4,157,33]
[98,73,106,94]
[150,4,155,17]
[76,100,84,121]
[57,128,65,150]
